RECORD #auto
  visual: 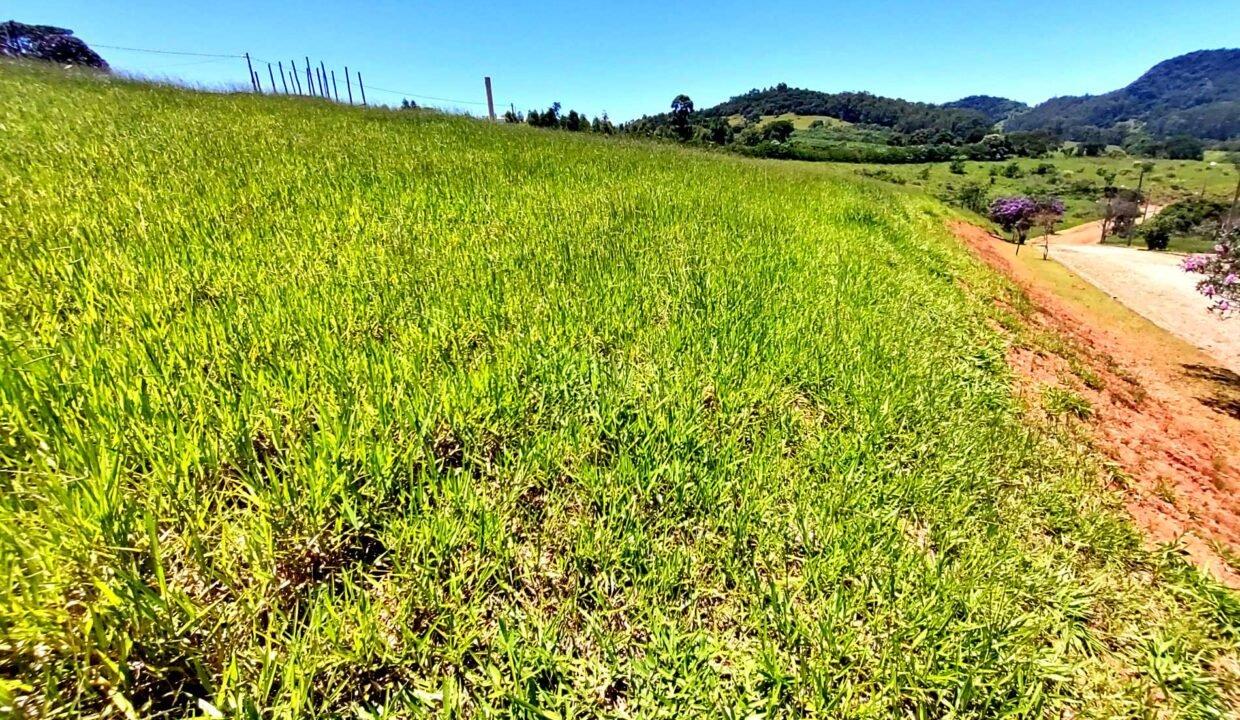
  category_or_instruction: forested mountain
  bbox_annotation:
[700,83,995,142]
[943,95,1028,124]
[1005,49,1240,140]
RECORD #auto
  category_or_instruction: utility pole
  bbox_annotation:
[1201,162,1217,198]
[1225,159,1240,234]
[1130,161,1152,247]
[244,52,257,91]
[484,76,496,121]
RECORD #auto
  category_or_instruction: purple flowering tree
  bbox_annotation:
[989,196,1064,255]
[1182,228,1238,316]
[988,196,1037,246]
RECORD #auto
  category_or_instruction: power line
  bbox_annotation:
[366,84,487,106]
[143,57,235,71]
[91,42,241,58]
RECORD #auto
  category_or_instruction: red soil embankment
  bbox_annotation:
[953,220,1240,587]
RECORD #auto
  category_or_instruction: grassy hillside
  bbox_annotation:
[726,113,854,130]
[1,63,1237,718]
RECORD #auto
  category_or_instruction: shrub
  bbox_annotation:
[1138,197,1228,249]
[949,157,966,174]
[1142,226,1171,250]
[857,167,906,184]
[952,182,989,214]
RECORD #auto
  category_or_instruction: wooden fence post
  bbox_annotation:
[244,52,257,91]
[484,76,495,120]
[277,61,289,94]
[345,66,353,104]
[357,71,367,106]
[291,59,302,94]
[331,70,339,101]
[267,64,277,94]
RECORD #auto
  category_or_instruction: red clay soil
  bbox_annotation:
[952,220,1240,587]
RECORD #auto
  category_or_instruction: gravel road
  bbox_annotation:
[1050,243,1239,374]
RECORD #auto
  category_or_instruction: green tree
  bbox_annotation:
[762,119,795,143]
[1163,135,1204,160]
[671,94,695,141]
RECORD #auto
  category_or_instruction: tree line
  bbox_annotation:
[505,103,617,134]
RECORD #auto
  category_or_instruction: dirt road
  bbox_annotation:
[953,221,1240,587]
[1050,244,1240,374]
[1022,208,1239,375]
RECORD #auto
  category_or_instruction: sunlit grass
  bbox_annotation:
[0,62,1236,718]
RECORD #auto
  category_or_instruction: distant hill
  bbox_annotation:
[942,95,1028,125]
[1005,49,1240,140]
[697,83,994,142]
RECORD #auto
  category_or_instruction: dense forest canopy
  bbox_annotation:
[1005,49,1240,141]
[700,83,995,142]
[943,95,1029,125]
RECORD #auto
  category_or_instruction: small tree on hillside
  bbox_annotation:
[1032,197,1066,259]
[671,94,694,141]
[1109,199,1141,238]
[0,21,107,68]
[1097,189,1141,242]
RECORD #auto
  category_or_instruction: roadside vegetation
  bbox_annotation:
[1136,197,1234,253]
[1,62,1238,718]
[845,154,1237,235]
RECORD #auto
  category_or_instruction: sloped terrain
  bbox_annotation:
[0,63,1237,718]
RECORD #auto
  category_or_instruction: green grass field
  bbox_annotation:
[731,114,1237,232]
[844,155,1238,230]
[1,63,1237,718]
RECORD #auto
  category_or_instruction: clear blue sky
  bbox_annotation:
[10,0,1239,120]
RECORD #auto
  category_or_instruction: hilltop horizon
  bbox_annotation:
[7,0,1239,120]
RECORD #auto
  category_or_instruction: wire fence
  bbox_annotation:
[87,41,497,115]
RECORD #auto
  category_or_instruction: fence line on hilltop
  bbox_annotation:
[79,41,499,117]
